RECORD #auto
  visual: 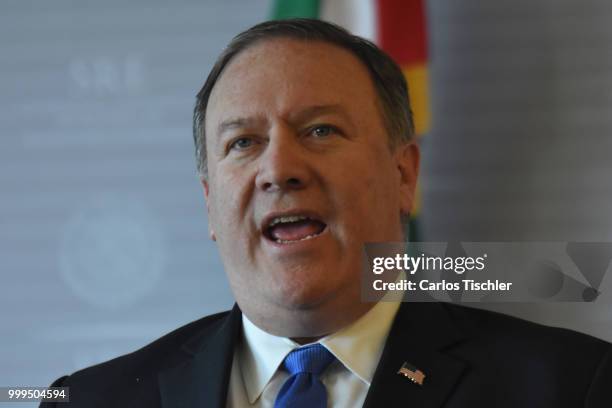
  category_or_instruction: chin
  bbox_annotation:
[270,271,337,311]
[273,284,331,311]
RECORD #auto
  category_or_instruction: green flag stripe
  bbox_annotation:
[271,0,320,19]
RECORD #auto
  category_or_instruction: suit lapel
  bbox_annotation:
[363,302,468,408]
[157,302,468,408]
[158,304,242,408]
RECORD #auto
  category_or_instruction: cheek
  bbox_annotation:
[208,169,254,233]
[338,160,399,238]
[329,174,379,241]
[209,178,259,269]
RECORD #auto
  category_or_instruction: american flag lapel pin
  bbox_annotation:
[397,362,426,386]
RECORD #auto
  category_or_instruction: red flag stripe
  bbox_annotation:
[376,0,427,66]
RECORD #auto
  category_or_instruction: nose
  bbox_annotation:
[255,126,310,193]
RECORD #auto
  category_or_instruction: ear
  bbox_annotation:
[395,142,420,216]
[200,177,216,242]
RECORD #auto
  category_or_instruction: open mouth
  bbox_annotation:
[263,215,327,244]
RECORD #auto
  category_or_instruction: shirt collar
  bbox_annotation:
[320,298,400,385]
[239,315,296,404]
[238,296,401,403]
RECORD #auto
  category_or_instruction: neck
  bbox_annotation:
[291,335,327,345]
[241,298,376,340]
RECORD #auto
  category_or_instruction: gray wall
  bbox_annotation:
[0,0,270,397]
[423,0,612,340]
[1,0,611,399]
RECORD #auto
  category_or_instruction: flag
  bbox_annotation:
[397,361,426,385]
[270,0,430,241]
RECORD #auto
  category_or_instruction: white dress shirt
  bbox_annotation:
[226,298,401,408]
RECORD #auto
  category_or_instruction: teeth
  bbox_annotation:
[269,215,309,227]
[275,233,320,244]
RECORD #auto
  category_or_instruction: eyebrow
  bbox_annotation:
[215,104,352,136]
[216,117,263,136]
[288,104,351,125]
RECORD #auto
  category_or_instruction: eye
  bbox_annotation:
[310,125,338,138]
[229,137,255,151]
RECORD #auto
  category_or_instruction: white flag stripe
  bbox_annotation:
[320,0,378,42]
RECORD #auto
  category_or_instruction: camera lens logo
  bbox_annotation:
[59,195,165,309]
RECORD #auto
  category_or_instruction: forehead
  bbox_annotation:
[205,37,383,132]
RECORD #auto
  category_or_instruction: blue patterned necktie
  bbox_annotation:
[274,344,336,408]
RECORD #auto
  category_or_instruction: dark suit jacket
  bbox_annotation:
[41,302,612,407]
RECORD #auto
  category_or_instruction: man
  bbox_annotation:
[42,19,611,407]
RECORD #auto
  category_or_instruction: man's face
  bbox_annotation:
[203,38,418,335]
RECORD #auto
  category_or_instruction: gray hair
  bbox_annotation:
[193,18,415,177]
